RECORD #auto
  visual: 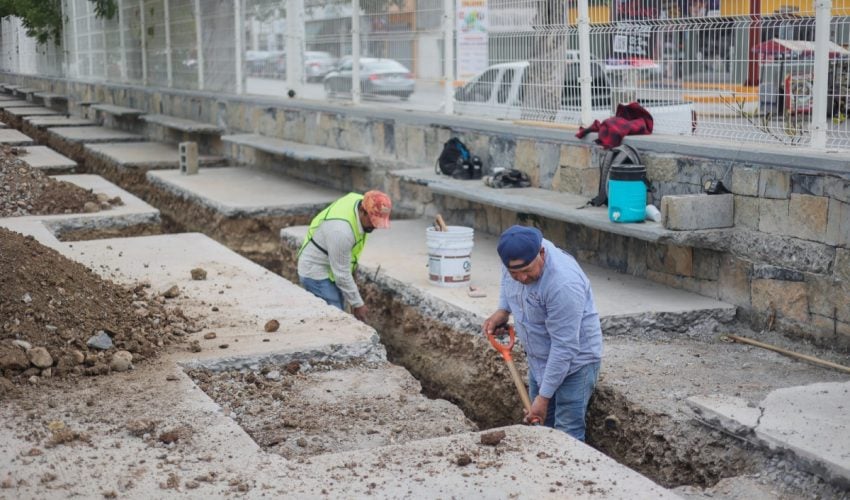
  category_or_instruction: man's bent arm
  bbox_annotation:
[538,283,584,398]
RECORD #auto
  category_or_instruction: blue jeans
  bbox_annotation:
[299,276,344,310]
[528,361,600,441]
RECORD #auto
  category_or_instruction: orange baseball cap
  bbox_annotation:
[362,190,392,229]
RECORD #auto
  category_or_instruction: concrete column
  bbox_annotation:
[352,0,361,104]
[442,0,454,115]
[577,0,592,126]
[286,0,305,95]
[140,0,148,85]
[70,0,80,78]
[118,0,127,82]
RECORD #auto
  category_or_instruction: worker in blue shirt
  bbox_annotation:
[483,225,603,441]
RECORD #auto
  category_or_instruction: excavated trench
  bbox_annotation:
[39,147,766,491]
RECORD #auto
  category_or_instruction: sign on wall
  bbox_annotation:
[457,0,488,80]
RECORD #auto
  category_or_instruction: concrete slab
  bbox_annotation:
[0,99,39,109]
[13,87,40,97]
[24,115,95,128]
[90,103,145,117]
[2,106,62,117]
[396,168,693,244]
[48,125,144,143]
[688,381,850,487]
[0,129,35,146]
[0,174,159,240]
[141,113,223,134]
[85,141,222,168]
[0,94,22,101]
[222,133,369,166]
[147,167,342,217]
[0,83,20,92]
[0,120,6,128]
[33,92,68,102]
[18,145,77,174]
[0,230,677,499]
[282,218,735,328]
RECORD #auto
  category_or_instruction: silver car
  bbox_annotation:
[323,58,415,100]
[304,51,336,82]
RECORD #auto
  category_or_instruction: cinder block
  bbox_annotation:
[661,194,733,230]
[179,141,198,175]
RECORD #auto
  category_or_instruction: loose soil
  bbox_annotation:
[0,146,121,217]
[0,227,197,388]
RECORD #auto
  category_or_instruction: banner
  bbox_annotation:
[457,0,488,80]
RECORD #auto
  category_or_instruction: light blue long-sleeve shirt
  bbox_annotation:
[498,239,603,398]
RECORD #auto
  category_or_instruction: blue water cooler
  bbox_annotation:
[608,165,647,223]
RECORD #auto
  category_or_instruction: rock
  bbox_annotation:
[162,285,180,299]
[604,414,621,431]
[28,376,39,385]
[71,350,85,365]
[264,319,280,333]
[480,430,506,446]
[126,419,157,437]
[284,361,300,375]
[21,293,32,304]
[203,332,216,340]
[27,347,53,368]
[11,340,32,350]
[96,193,111,203]
[185,480,199,489]
[87,331,113,350]
[190,268,207,280]
[218,344,229,349]
[456,454,472,466]
[188,341,201,353]
[82,201,100,213]
[265,370,281,381]
[110,351,133,372]
[0,344,30,372]
[296,437,308,447]
[0,377,15,396]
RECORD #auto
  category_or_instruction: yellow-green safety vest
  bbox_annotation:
[298,193,367,282]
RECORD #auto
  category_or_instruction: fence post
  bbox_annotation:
[234,0,244,94]
[164,0,173,87]
[810,0,831,149]
[443,0,454,115]
[576,0,592,126]
[194,0,204,90]
[351,0,361,104]
[70,0,81,78]
[140,0,147,85]
[286,0,305,96]
[118,0,127,82]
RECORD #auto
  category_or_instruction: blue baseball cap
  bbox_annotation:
[497,225,542,269]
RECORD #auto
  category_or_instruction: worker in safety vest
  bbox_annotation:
[297,191,392,321]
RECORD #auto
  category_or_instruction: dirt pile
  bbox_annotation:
[0,145,121,217]
[0,227,199,389]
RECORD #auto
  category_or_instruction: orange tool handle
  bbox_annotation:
[486,324,516,361]
[486,325,541,425]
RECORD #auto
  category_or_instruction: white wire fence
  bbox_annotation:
[0,0,848,151]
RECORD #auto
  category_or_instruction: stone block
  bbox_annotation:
[599,233,629,272]
[514,139,539,187]
[787,194,829,242]
[487,136,515,174]
[500,208,517,232]
[558,165,582,194]
[806,276,842,318]
[731,166,759,196]
[826,199,850,247]
[758,169,790,199]
[758,198,790,235]
[751,279,809,323]
[627,239,648,276]
[693,248,721,281]
[661,194,733,231]
[538,142,560,189]
[752,265,804,282]
[580,168,601,198]
[823,177,850,204]
[836,248,850,283]
[540,219,568,249]
[565,223,599,255]
[559,144,591,170]
[178,142,198,175]
[647,243,693,277]
[791,173,825,196]
[718,254,752,307]
[405,126,426,165]
[734,195,759,230]
[644,154,678,182]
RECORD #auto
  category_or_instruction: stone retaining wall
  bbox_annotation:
[3,74,846,350]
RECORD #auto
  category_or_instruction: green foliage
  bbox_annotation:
[0,0,116,45]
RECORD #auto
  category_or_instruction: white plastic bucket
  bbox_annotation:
[426,226,474,287]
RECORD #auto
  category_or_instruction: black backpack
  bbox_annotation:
[588,144,645,207]
[436,138,471,176]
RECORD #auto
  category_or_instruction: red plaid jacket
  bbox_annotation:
[575,102,654,149]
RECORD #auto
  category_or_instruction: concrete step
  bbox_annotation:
[90,103,145,118]
[140,114,223,134]
[222,133,369,167]
[281,218,736,336]
[0,129,35,146]
[0,100,39,109]
[3,106,62,117]
[18,146,77,175]
[47,125,145,144]
[24,116,96,128]
[84,141,225,169]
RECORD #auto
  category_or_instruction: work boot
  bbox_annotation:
[452,161,472,180]
[470,156,483,180]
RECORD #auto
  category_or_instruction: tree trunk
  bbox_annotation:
[521,0,567,121]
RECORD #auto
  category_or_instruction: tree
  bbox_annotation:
[521,0,568,121]
[0,0,116,45]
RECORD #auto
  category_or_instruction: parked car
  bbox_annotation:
[454,60,694,135]
[304,51,337,82]
[246,50,286,78]
[323,58,415,100]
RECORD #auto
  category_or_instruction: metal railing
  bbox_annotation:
[0,0,847,152]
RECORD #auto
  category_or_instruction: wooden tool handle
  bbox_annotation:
[435,214,448,232]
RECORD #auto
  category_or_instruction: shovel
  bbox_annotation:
[486,325,541,425]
